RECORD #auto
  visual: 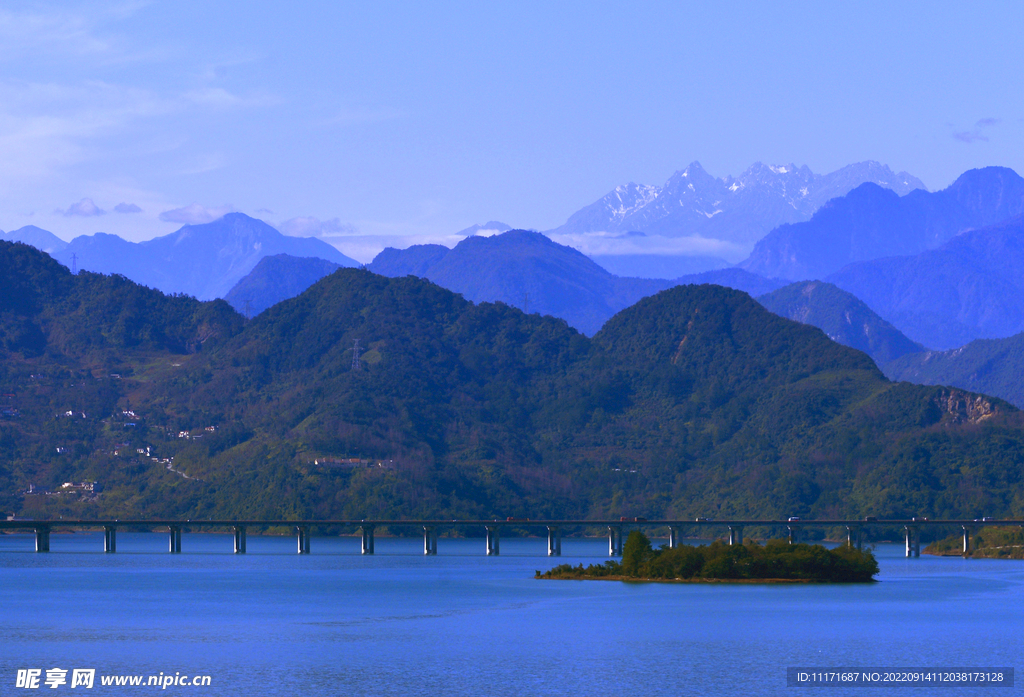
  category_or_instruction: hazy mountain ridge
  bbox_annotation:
[224,254,343,317]
[826,214,1024,350]
[743,167,1024,280]
[371,230,672,335]
[8,213,360,301]
[367,231,786,335]
[2,226,69,255]
[885,332,1024,408]
[552,160,924,245]
[757,281,925,366]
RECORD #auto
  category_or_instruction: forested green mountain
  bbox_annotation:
[885,332,1024,408]
[757,281,925,366]
[3,239,1024,523]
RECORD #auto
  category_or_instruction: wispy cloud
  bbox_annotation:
[0,4,277,201]
[279,216,358,237]
[183,87,278,110]
[0,79,166,184]
[547,230,749,262]
[159,203,234,225]
[57,197,105,216]
[316,107,403,128]
[953,117,1000,143]
[114,202,142,213]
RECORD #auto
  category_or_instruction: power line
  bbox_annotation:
[351,338,361,371]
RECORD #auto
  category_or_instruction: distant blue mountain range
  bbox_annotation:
[827,214,1024,350]
[2,225,69,255]
[742,166,1024,280]
[8,213,359,301]
[550,160,925,245]
[366,230,785,335]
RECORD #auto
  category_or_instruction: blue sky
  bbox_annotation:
[0,1,1021,260]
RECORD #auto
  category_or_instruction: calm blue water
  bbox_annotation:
[1,532,1020,696]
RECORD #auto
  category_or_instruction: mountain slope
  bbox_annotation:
[0,239,241,359]
[368,244,451,277]
[675,268,787,298]
[885,333,1024,408]
[3,241,1023,523]
[2,226,69,255]
[742,167,1024,280]
[552,160,924,245]
[370,231,673,335]
[757,281,925,366]
[224,254,342,316]
[50,213,359,300]
[827,215,1024,349]
[368,231,787,335]
[589,252,729,279]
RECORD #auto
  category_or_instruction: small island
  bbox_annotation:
[537,531,879,583]
[925,526,1024,559]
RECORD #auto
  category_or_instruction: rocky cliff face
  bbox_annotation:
[934,388,999,424]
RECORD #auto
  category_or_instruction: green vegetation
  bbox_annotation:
[925,526,1024,559]
[885,333,1024,409]
[537,531,879,582]
[3,239,1024,522]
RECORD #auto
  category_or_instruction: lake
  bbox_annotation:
[1,532,1020,695]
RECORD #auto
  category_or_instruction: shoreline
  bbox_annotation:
[536,574,875,584]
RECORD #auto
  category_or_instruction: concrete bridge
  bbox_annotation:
[2,518,1020,558]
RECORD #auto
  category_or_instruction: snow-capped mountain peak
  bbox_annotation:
[551,161,926,246]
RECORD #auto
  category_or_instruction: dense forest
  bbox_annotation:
[2,239,1023,522]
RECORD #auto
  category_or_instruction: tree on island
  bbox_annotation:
[539,530,879,583]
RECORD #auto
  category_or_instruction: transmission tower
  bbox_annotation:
[71,253,78,275]
[351,338,361,371]
[243,300,252,321]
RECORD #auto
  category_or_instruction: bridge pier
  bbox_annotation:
[608,526,622,557]
[296,525,310,554]
[103,525,117,553]
[846,525,863,551]
[361,525,375,555]
[233,525,246,554]
[485,526,500,556]
[423,526,437,555]
[728,526,744,546]
[787,525,797,545]
[35,525,50,552]
[904,526,920,558]
[962,526,972,556]
[668,526,680,549]
[547,526,561,556]
[168,525,182,554]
